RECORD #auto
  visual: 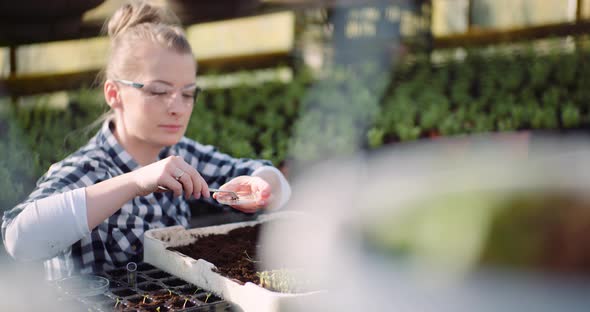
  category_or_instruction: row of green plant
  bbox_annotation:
[3,42,590,211]
[370,47,590,144]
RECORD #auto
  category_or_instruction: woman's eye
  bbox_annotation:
[182,93,195,98]
[149,90,168,96]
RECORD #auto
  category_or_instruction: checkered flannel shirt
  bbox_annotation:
[2,120,271,278]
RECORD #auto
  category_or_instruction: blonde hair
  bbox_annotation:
[103,0,194,81]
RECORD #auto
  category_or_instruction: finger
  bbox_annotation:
[252,177,271,197]
[198,175,209,199]
[175,171,193,199]
[156,185,169,193]
[231,203,259,214]
[256,198,267,207]
[174,160,203,199]
[258,185,271,200]
[162,175,183,197]
[186,168,203,199]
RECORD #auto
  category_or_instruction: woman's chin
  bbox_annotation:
[155,134,183,147]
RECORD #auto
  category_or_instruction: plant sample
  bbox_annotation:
[114,298,122,308]
[256,269,308,293]
[366,127,385,149]
[561,103,581,129]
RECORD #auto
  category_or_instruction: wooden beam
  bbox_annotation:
[0,20,104,47]
[0,51,292,97]
[0,69,100,97]
[8,46,18,105]
[0,0,394,47]
[197,51,293,73]
[434,20,590,49]
[467,0,473,31]
[261,0,402,10]
[9,46,17,77]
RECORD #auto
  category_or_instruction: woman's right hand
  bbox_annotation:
[129,155,210,199]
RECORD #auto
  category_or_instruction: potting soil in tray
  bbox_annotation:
[56,262,236,312]
[168,224,263,286]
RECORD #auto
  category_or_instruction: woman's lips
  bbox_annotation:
[159,124,183,132]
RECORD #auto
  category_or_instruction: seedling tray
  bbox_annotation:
[144,213,317,312]
[56,262,235,312]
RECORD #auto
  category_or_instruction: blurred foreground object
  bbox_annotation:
[261,133,590,312]
[0,260,73,311]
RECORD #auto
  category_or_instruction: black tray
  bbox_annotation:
[61,262,237,312]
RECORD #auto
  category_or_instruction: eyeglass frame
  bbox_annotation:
[114,79,202,106]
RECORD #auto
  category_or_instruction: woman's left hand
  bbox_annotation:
[214,176,271,213]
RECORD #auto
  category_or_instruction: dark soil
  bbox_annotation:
[168,224,263,285]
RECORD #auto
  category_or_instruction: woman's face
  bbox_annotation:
[113,41,197,148]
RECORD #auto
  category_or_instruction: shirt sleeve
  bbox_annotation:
[251,166,291,210]
[2,159,106,261]
[3,188,89,261]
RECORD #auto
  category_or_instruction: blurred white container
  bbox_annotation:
[259,134,590,312]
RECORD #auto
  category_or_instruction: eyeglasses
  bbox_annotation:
[115,79,202,106]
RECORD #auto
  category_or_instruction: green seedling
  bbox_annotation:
[193,287,201,295]
[142,294,149,304]
[204,293,212,303]
[243,250,259,263]
[182,298,190,309]
[168,289,173,296]
[156,307,160,312]
[114,298,121,308]
[257,269,303,293]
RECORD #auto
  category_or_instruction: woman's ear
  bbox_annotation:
[104,80,121,109]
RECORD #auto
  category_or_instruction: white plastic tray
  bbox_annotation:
[143,213,319,312]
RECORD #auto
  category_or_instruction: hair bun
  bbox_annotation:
[106,0,179,39]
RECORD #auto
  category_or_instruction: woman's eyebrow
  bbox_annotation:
[150,80,196,89]
[181,84,198,91]
[150,79,173,86]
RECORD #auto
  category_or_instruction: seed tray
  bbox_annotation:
[144,213,320,312]
[59,262,236,312]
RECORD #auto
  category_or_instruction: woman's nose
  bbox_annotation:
[167,92,190,114]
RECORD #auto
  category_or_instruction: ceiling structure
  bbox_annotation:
[2,0,589,97]
[0,0,398,46]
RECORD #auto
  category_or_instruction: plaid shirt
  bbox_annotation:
[2,120,270,278]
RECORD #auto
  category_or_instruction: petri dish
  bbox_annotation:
[57,275,109,297]
[214,191,257,206]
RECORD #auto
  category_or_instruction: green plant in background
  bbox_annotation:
[0,92,105,212]
[366,127,385,149]
[395,122,421,141]
[561,102,582,129]
[418,97,449,132]
[4,41,590,214]
[473,114,495,133]
[288,62,384,163]
[531,106,559,129]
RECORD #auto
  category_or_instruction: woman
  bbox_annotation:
[1,0,290,279]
